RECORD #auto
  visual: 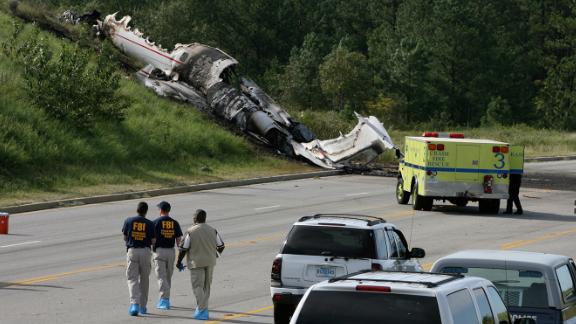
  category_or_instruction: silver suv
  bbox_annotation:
[270,214,425,324]
[289,270,513,324]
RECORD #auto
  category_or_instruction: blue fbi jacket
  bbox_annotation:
[122,215,155,248]
[153,215,183,249]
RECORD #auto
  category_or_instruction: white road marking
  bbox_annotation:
[0,241,42,248]
[345,192,369,197]
[254,205,280,211]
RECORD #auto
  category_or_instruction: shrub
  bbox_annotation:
[3,29,128,129]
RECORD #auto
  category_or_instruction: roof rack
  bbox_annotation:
[328,270,464,288]
[298,214,386,226]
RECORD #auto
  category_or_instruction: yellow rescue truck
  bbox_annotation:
[396,132,524,214]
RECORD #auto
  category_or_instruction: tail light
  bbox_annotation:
[449,133,464,138]
[501,146,509,153]
[356,285,391,292]
[271,257,282,282]
[492,146,500,153]
[483,175,493,194]
[272,293,284,302]
[371,263,382,271]
[428,143,437,150]
[422,132,439,137]
[437,144,445,151]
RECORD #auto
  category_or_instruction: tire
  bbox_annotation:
[396,177,411,204]
[274,304,293,324]
[479,199,500,214]
[412,181,433,211]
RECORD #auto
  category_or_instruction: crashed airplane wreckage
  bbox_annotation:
[93,13,395,169]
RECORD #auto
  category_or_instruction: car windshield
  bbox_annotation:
[295,290,441,324]
[441,266,548,308]
[282,225,376,259]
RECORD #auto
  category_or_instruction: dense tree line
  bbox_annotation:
[33,0,576,130]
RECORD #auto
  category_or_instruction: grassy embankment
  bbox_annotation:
[0,9,315,207]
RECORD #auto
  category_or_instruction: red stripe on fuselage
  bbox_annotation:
[116,33,184,65]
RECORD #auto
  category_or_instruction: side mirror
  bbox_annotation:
[410,247,425,258]
[513,319,536,324]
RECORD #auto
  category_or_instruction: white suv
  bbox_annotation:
[270,214,425,324]
[290,271,513,324]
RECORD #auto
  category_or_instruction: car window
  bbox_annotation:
[295,290,441,324]
[374,229,388,259]
[281,225,376,259]
[440,267,548,308]
[447,289,480,324]
[386,230,399,258]
[486,286,510,324]
[386,229,407,259]
[556,265,576,303]
[473,288,495,324]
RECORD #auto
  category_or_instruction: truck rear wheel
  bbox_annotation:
[479,199,500,214]
[412,182,433,211]
[396,177,411,204]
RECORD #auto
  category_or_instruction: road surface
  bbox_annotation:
[0,173,575,323]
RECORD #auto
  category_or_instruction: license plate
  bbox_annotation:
[316,266,336,278]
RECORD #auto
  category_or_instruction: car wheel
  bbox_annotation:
[396,177,411,204]
[274,304,293,324]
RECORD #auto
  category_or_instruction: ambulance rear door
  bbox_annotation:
[455,144,480,181]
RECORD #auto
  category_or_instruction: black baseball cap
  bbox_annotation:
[157,201,171,212]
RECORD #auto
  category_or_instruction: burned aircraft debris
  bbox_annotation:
[93,13,395,169]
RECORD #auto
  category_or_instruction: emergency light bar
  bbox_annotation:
[422,132,465,138]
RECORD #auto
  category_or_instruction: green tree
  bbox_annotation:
[18,39,127,129]
[280,33,326,108]
[534,0,576,130]
[482,96,512,126]
[319,44,371,112]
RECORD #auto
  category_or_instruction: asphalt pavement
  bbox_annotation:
[0,171,575,323]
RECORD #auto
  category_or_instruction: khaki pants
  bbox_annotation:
[189,266,214,310]
[126,247,152,306]
[153,247,175,299]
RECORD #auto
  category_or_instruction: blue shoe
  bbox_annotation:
[194,309,209,320]
[156,298,169,310]
[128,304,139,316]
[140,306,147,315]
[193,307,201,317]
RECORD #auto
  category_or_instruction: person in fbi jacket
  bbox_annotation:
[122,201,156,316]
[152,201,183,310]
[176,209,225,320]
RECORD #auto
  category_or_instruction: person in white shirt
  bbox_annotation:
[177,209,224,320]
